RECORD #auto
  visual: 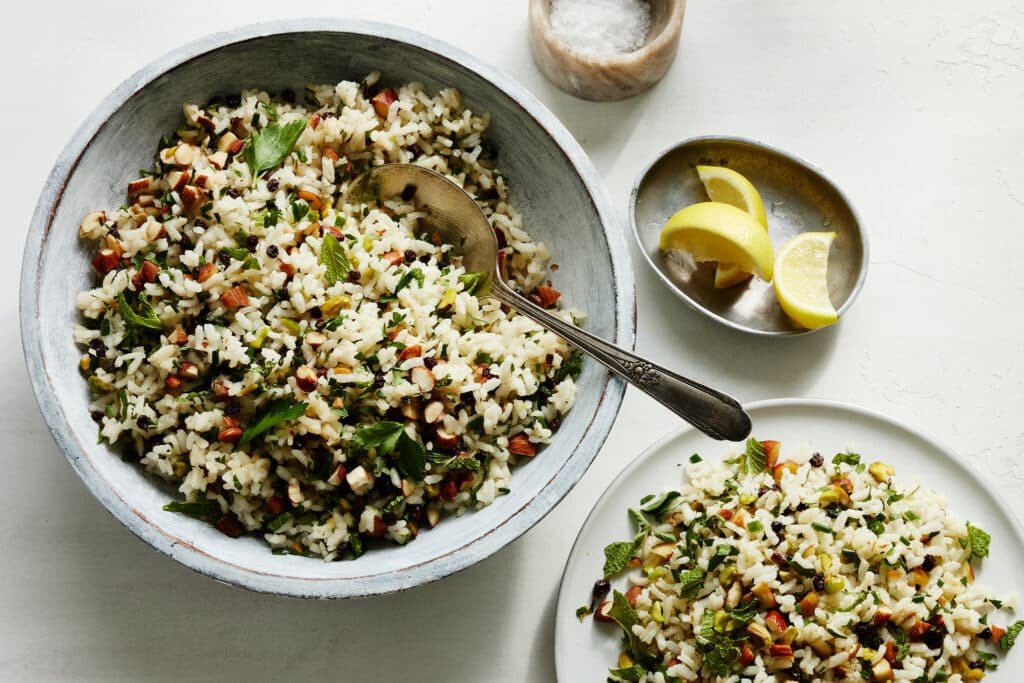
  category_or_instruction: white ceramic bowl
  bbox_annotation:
[20,19,635,598]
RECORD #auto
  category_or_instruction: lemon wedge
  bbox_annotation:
[773,231,838,329]
[659,202,774,281]
[695,165,769,288]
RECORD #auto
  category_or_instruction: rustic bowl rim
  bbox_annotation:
[19,18,636,598]
[529,0,686,67]
[628,134,869,337]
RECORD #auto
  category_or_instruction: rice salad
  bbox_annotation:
[585,439,1023,682]
[73,75,582,560]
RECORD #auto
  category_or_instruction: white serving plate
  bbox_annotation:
[555,398,1024,680]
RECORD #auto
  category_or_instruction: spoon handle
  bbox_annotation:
[490,282,752,441]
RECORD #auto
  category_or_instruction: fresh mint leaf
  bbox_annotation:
[395,268,424,294]
[609,590,639,635]
[243,118,307,179]
[833,451,861,468]
[319,233,351,285]
[607,664,647,682]
[553,352,584,383]
[727,596,759,624]
[1000,620,1024,650]
[396,432,426,480]
[427,453,481,471]
[352,421,404,454]
[743,438,767,475]
[163,499,218,521]
[677,569,705,598]
[117,293,163,331]
[891,625,910,660]
[222,246,250,260]
[965,522,991,560]
[267,512,292,532]
[603,541,635,578]
[458,271,485,295]
[640,490,681,516]
[707,543,738,572]
[703,641,740,677]
[240,398,308,444]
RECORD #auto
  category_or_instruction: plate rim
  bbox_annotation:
[554,397,1024,680]
[18,18,636,599]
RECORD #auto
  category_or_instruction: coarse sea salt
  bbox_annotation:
[549,0,651,58]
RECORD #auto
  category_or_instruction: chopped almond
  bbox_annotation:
[768,643,793,659]
[410,366,436,392]
[764,609,788,634]
[423,400,445,424]
[529,285,561,308]
[220,286,249,308]
[508,433,537,457]
[127,177,154,196]
[139,260,160,283]
[762,440,781,469]
[196,263,217,283]
[294,365,318,392]
[180,185,206,213]
[800,591,820,617]
[593,601,614,622]
[873,606,893,626]
[739,642,755,666]
[371,88,397,118]
[91,249,120,275]
[207,151,228,169]
[382,250,403,267]
[170,328,188,345]
[297,188,323,211]
[397,344,422,361]
[909,619,931,640]
[164,375,182,391]
[218,426,243,443]
[78,210,107,239]
[624,585,643,608]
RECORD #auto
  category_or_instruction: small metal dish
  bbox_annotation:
[629,136,868,336]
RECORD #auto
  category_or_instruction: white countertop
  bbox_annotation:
[3,1,1023,680]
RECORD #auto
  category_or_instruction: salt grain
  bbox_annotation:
[549,0,652,58]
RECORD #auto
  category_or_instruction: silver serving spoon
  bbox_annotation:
[348,164,752,441]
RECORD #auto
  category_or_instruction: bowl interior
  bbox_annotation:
[25,24,630,596]
[631,137,866,335]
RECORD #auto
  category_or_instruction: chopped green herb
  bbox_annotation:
[319,233,351,285]
[117,293,163,331]
[1000,620,1024,650]
[395,268,425,294]
[742,438,767,475]
[240,398,308,445]
[243,118,307,179]
[603,541,635,578]
[163,499,219,521]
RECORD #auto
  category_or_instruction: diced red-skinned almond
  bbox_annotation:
[387,325,405,341]
[909,619,931,640]
[322,147,339,164]
[173,143,198,167]
[772,460,800,483]
[104,234,123,257]
[371,88,397,118]
[220,286,249,308]
[768,643,793,659]
[165,375,182,391]
[171,327,188,345]
[594,601,614,622]
[279,262,296,277]
[139,259,160,284]
[196,262,216,283]
[323,225,344,239]
[739,642,755,666]
[78,210,107,239]
[193,174,209,189]
[411,366,436,392]
[368,516,388,537]
[800,591,820,617]
[400,400,422,421]
[297,188,323,211]
[180,185,206,213]
[217,132,239,153]
[762,440,781,469]
[765,610,788,634]
[873,606,893,626]
[91,249,120,275]
[883,640,897,664]
[382,250,403,267]
[196,115,216,133]
[304,331,327,349]
[208,151,228,169]
[873,659,894,682]
[327,464,347,487]
[397,344,422,361]
[218,426,243,443]
[309,113,321,129]
[229,138,245,155]
[127,177,154,196]
[529,285,561,309]
[295,365,318,392]
[214,514,243,538]
[752,582,776,609]
[434,426,459,451]
[719,508,734,521]
[835,476,854,494]
[179,361,200,379]
[439,480,458,501]
[166,170,189,192]
[266,495,287,515]
[624,585,643,608]
[423,400,445,424]
[508,433,537,457]
[212,378,232,399]
[426,506,441,528]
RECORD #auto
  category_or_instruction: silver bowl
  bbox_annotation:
[629,136,868,336]
[19,19,635,598]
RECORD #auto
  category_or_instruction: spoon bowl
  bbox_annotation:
[350,164,754,441]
